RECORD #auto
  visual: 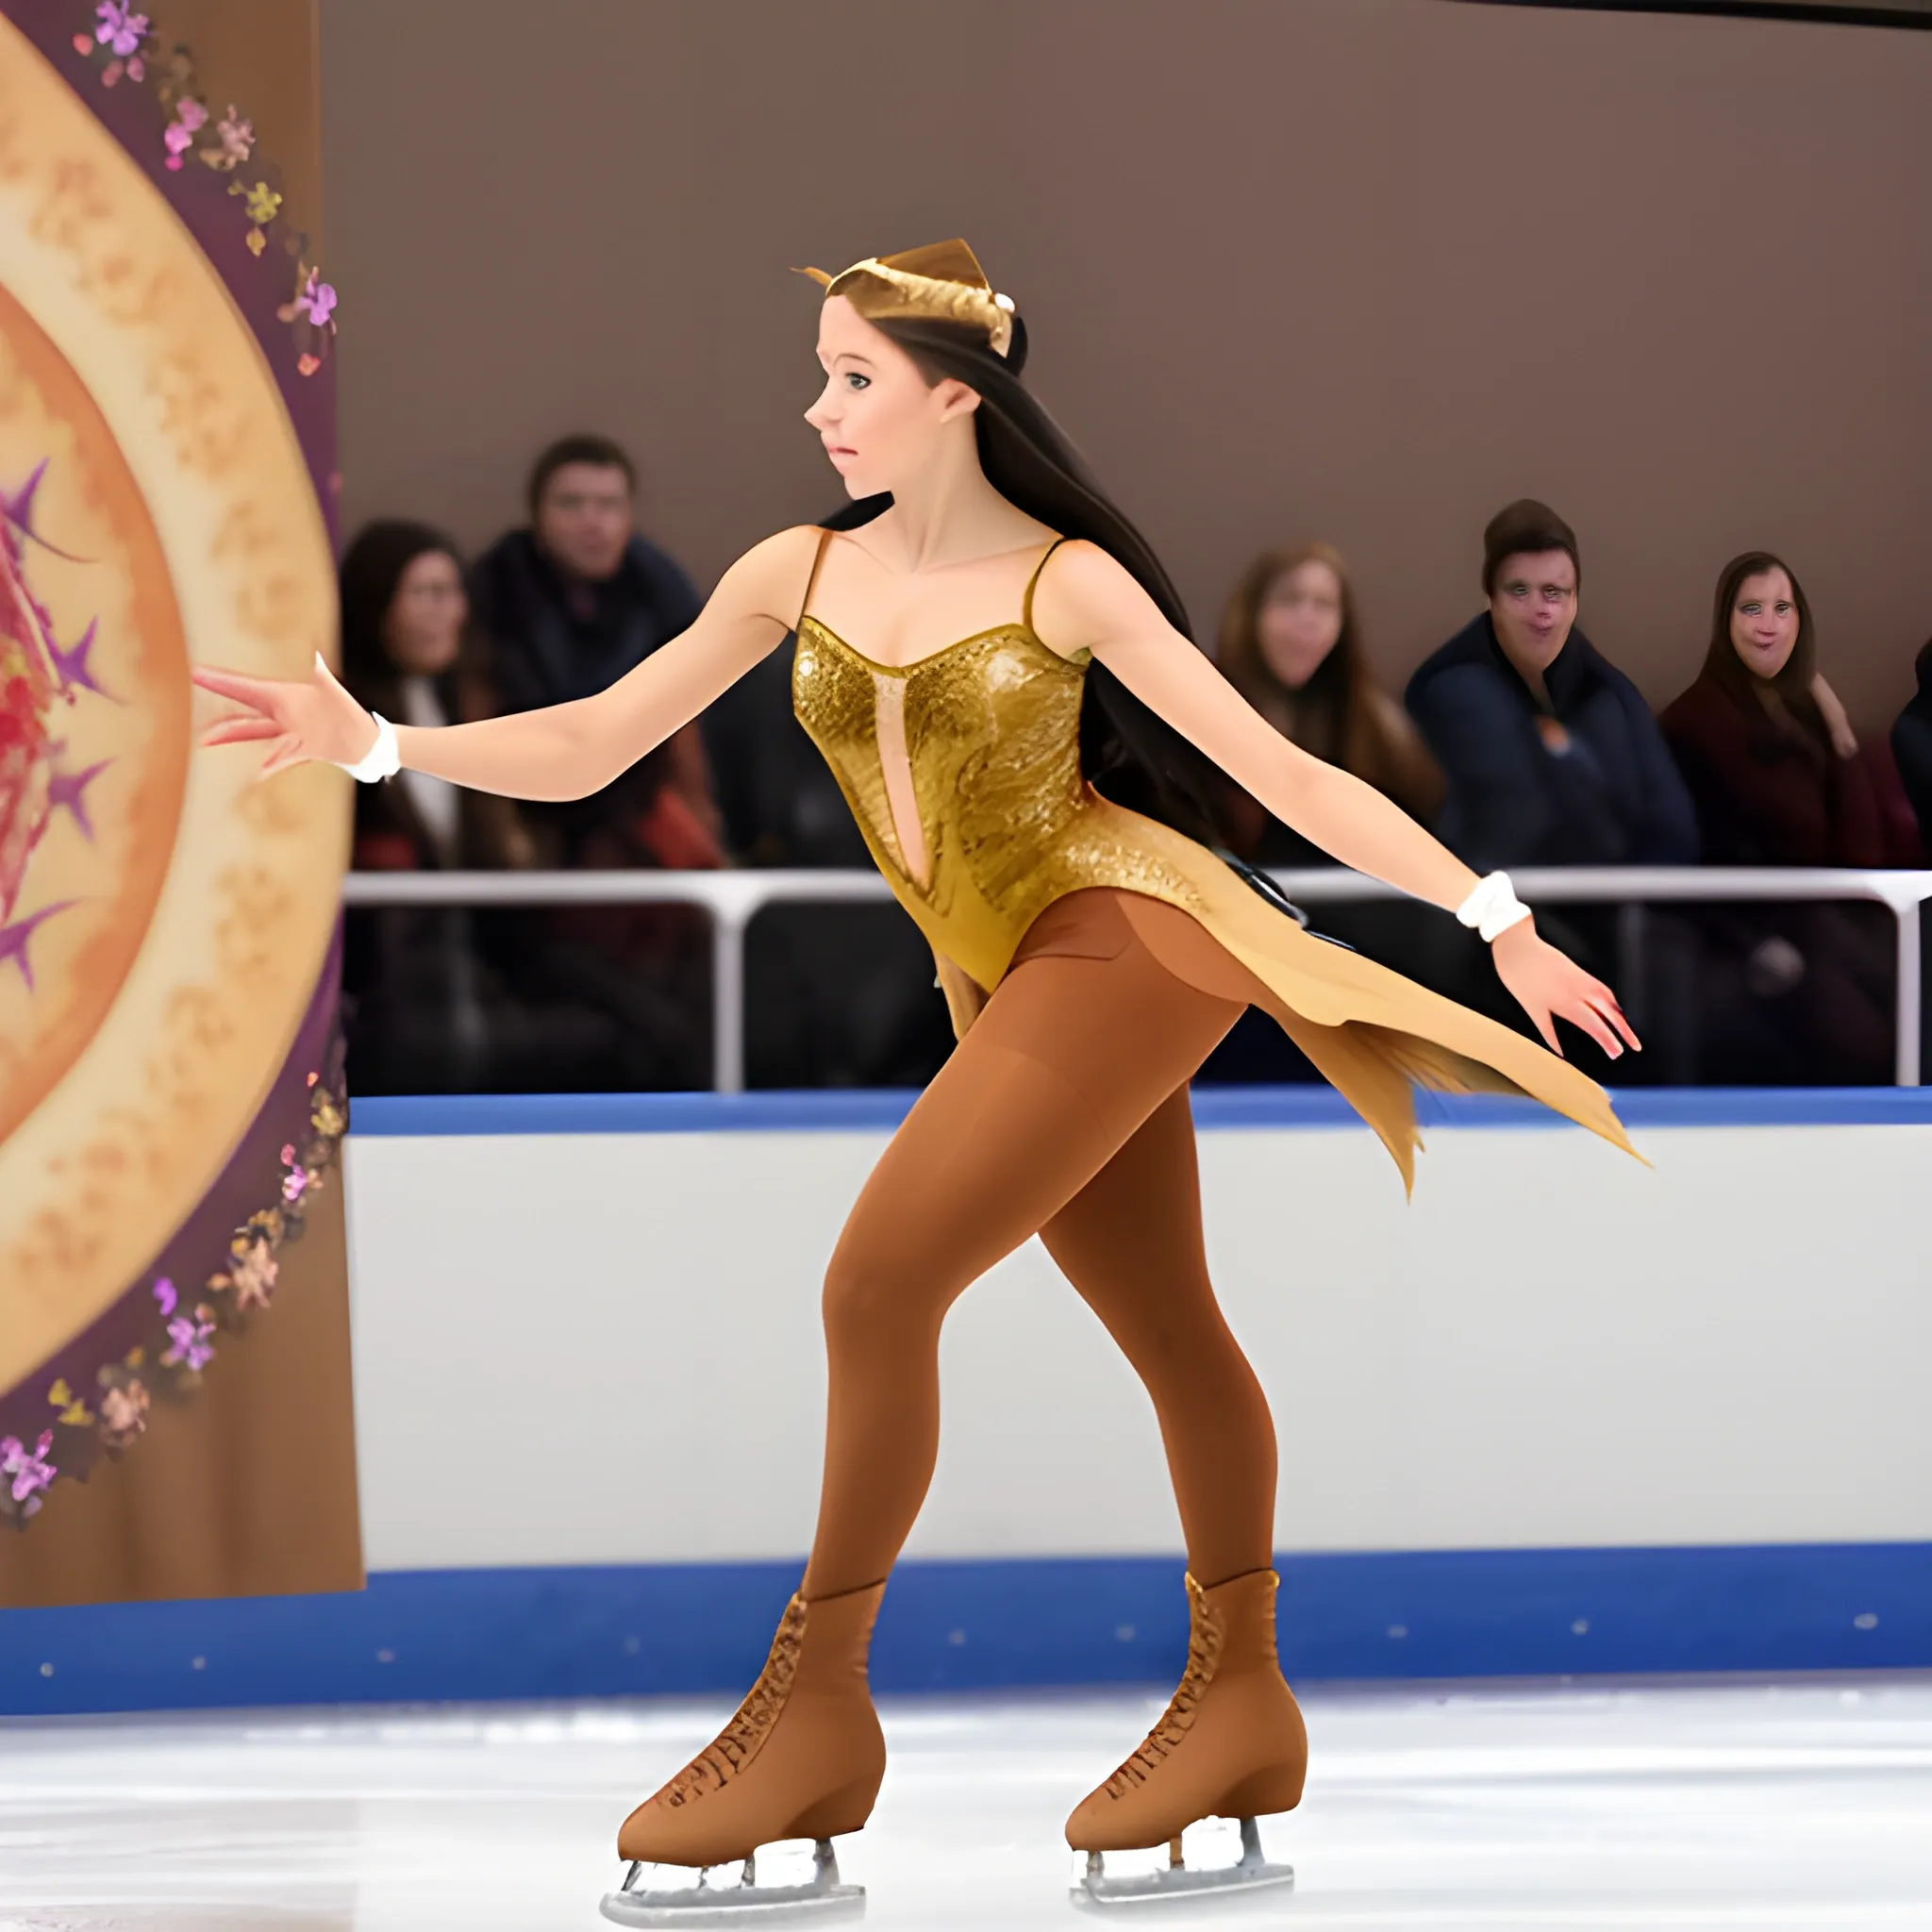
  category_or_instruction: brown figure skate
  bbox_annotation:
[601,1581,886,1924]
[1066,1569,1306,1907]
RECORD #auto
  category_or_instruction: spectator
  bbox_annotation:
[1659,553,1915,869]
[1659,552,1914,1082]
[339,519,531,873]
[472,433,724,869]
[1191,540,1447,1084]
[1405,501,1696,1077]
[1891,640,1932,846]
[470,437,725,1089]
[1213,540,1441,865]
[337,520,531,1091]
[1407,500,1697,870]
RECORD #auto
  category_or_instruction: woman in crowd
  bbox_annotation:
[340,520,532,873]
[1660,551,1916,1082]
[1208,541,1445,1076]
[337,521,534,1092]
[1213,541,1441,864]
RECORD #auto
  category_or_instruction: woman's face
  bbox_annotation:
[804,295,980,499]
[382,549,466,675]
[1729,568,1799,680]
[1255,559,1344,691]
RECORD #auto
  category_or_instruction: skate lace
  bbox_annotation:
[1100,1574,1223,1800]
[661,1592,808,1807]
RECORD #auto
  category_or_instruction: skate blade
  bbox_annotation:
[1070,1819,1294,1912]
[601,1841,865,1926]
[1069,1862,1294,1911]
[599,1882,864,1926]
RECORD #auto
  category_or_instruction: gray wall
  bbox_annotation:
[321,0,1932,725]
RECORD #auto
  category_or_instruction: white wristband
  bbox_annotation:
[1456,870,1532,943]
[339,712,400,783]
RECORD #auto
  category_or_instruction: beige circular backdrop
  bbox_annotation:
[0,18,343,1395]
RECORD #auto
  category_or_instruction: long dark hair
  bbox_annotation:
[338,518,473,712]
[1703,549,1825,756]
[820,313,1225,841]
[1217,540,1443,823]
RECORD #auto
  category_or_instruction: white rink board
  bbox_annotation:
[341,1121,1932,1572]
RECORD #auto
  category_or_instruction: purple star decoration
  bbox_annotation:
[0,903,75,991]
[47,758,111,840]
[47,618,110,701]
[0,458,45,534]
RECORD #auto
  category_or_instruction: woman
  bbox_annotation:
[338,519,529,874]
[1660,552,1914,1082]
[1215,540,1441,866]
[196,242,1638,1910]
[336,522,532,1095]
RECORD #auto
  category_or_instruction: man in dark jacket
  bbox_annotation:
[1406,499,1697,871]
[469,435,724,1087]
[471,434,723,868]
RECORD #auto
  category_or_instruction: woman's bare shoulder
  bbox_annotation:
[713,525,828,627]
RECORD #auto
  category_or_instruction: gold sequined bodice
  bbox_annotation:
[785,528,1634,1186]
[791,605,1209,992]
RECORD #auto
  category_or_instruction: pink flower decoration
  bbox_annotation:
[216,107,255,164]
[164,98,208,171]
[163,1311,215,1373]
[1,1430,58,1511]
[297,273,337,328]
[152,1274,177,1317]
[282,1166,310,1203]
[93,2,148,58]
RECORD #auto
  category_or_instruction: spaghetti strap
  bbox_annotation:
[795,526,836,630]
[1021,536,1070,635]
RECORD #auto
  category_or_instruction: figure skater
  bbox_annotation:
[194,241,1639,1918]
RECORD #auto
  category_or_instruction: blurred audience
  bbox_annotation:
[337,521,535,1091]
[473,433,724,870]
[1407,499,1697,870]
[1405,501,1696,1078]
[1199,541,1444,1082]
[1659,552,1915,1082]
[1214,541,1441,864]
[1659,554,1912,869]
[339,520,530,874]
[1891,640,1932,847]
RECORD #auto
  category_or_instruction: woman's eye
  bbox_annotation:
[844,373,870,391]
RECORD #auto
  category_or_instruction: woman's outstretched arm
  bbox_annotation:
[1033,541,1640,1059]
[194,525,822,799]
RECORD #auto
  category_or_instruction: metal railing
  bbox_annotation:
[341,866,1932,1092]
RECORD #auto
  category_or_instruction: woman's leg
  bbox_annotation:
[621,916,1247,1869]
[1039,1086,1276,1588]
[804,940,1246,1595]
[1041,1086,1308,1854]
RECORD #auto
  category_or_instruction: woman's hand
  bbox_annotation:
[192,655,378,777]
[1811,674,1858,761]
[1491,920,1641,1060]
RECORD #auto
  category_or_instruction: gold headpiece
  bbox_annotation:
[796,238,1016,358]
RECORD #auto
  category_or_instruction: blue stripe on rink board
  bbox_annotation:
[3,1543,1927,1717]
[347,1086,1932,1137]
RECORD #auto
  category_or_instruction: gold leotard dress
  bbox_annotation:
[791,536,1634,1187]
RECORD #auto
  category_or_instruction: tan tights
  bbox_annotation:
[802,890,1279,1600]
